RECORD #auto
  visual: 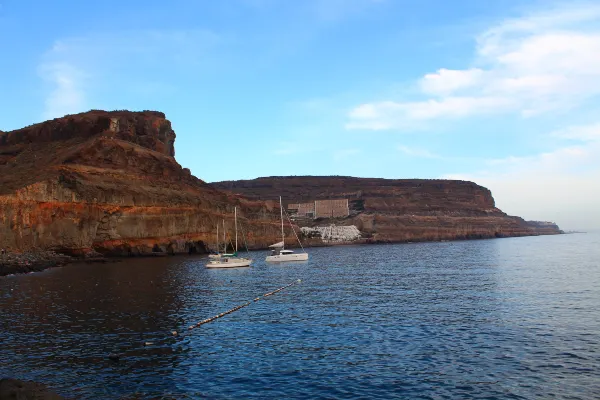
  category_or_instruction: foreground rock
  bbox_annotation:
[0,110,285,256]
[0,378,65,400]
[0,251,72,276]
[212,176,563,243]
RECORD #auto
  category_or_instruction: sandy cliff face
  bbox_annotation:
[211,176,562,243]
[0,111,284,256]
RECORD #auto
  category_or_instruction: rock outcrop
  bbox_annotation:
[211,176,562,243]
[0,111,284,256]
[0,378,65,400]
[0,111,561,258]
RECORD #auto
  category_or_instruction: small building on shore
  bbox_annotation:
[287,199,349,219]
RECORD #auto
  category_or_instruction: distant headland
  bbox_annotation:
[0,110,562,274]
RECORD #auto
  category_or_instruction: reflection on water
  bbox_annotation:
[1,234,599,399]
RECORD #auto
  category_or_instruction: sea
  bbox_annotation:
[1,233,599,399]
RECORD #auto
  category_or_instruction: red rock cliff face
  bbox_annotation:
[0,111,285,256]
[211,176,562,242]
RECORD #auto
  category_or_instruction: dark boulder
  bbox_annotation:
[0,378,65,400]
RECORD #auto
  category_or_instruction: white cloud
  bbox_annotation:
[39,62,87,120]
[346,96,512,129]
[420,68,485,95]
[445,122,600,230]
[448,170,600,231]
[37,29,222,119]
[333,148,360,161]
[552,123,600,141]
[273,141,304,155]
[397,145,439,159]
[313,0,386,22]
[347,4,600,130]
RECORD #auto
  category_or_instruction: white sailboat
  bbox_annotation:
[265,196,309,262]
[208,222,222,259]
[206,207,252,268]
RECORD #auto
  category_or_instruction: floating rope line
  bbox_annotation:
[187,301,252,330]
[175,279,301,336]
[107,282,302,361]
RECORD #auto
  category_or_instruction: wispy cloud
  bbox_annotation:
[39,62,87,120]
[346,3,600,130]
[37,29,223,120]
[272,140,318,155]
[312,0,386,22]
[240,0,386,24]
[333,148,360,161]
[397,145,440,159]
[273,142,303,155]
[551,123,600,142]
[444,121,600,229]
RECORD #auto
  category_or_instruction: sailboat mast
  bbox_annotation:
[280,196,285,249]
[223,219,226,253]
[216,223,219,254]
[235,206,238,253]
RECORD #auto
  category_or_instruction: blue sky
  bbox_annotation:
[1,0,599,230]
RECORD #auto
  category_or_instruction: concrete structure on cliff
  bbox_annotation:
[301,225,361,243]
[288,199,349,219]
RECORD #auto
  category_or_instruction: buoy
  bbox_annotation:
[171,331,178,336]
[144,342,153,346]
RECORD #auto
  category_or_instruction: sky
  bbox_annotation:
[1,0,599,230]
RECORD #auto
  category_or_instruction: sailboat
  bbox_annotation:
[208,222,222,259]
[265,196,309,262]
[206,207,252,268]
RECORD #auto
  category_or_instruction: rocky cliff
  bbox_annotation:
[1,111,561,257]
[211,176,562,242]
[0,111,285,256]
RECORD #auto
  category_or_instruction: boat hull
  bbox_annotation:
[265,253,309,263]
[206,258,252,268]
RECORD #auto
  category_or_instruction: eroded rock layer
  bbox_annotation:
[0,111,284,256]
[0,111,561,257]
[211,176,562,242]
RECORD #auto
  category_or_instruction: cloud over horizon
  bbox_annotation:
[344,3,600,229]
[346,3,600,129]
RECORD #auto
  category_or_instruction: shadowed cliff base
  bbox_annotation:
[0,110,561,262]
[0,378,65,400]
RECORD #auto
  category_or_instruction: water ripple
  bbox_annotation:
[1,233,599,399]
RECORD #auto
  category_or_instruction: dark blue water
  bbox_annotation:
[1,233,599,399]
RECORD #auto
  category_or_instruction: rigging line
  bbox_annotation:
[179,280,301,335]
[283,206,306,253]
[239,221,251,254]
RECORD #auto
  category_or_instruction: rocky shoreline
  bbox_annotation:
[0,230,565,277]
[0,378,65,400]
[0,251,73,276]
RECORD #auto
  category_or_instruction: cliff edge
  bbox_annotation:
[0,110,282,256]
[0,111,561,257]
[211,176,562,243]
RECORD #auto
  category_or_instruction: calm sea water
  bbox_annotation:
[1,233,599,399]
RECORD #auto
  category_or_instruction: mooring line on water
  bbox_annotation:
[174,279,301,337]
[108,279,302,361]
